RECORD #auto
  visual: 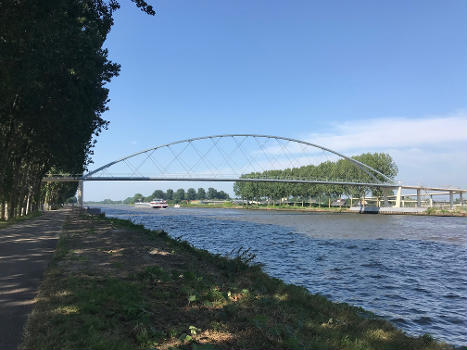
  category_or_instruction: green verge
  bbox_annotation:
[184,202,467,217]
[425,207,467,217]
[179,202,349,213]
[0,210,42,229]
[21,212,453,350]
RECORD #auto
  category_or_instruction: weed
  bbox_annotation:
[229,246,257,265]
[209,321,228,332]
[138,265,171,283]
[189,325,202,335]
[132,322,165,346]
[207,287,225,303]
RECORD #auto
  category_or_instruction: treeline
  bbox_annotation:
[234,153,397,201]
[123,187,230,204]
[0,1,154,219]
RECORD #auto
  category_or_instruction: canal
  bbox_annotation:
[95,205,467,347]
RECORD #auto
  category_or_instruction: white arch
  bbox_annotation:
[84,134,395,183]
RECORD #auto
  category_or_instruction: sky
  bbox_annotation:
[84,0,466,201]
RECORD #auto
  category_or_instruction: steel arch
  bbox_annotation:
[84,134,394,183]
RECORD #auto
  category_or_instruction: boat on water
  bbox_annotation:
[149,199,168,208]
[134,199,168,208]
[134,201,151,208]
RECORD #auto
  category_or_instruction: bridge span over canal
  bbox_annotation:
[42,134,466,209]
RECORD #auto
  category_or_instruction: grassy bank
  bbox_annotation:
[0,210,41,228]
[177,202,467,217]
[425,207,467,217]
[21,210,453,350]
[178,202,349,213]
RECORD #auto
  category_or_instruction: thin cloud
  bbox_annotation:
[305,112,467,152]
[298,112,467,187]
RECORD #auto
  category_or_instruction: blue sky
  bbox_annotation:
[85,0,466,200]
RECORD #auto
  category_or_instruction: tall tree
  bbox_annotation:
[165,189,174,200]
[0,0,154,219]
[152,189,165,199]
[186,188,197,200]
[233,153,397,202]
[207,187,218,200]
[197,188,206,200]
[174,188,185,202]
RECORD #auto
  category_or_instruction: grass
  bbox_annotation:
[185,202,467,217]
[0,210,42,229]
[425,206,467,217]
[180,201,349,213]
[21,211,454,350]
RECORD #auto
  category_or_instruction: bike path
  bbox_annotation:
[0,209,69,349]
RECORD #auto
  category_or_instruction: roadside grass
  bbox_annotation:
[21,211,454,350]
[0,211,42,229]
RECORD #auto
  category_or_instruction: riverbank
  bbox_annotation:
[174,202,467,217]
[21,209,453,350]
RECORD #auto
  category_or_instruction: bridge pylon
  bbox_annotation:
[77,180,84,208]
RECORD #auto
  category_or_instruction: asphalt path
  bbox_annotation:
[0,209,69,349]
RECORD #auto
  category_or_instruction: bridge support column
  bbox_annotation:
[382,188,390,207]
[394,186,402,208]
[429,195,433,208]
[77,180,84,208]
[449,191,454,209]
[460,192,464,206]
[416,189,421,208]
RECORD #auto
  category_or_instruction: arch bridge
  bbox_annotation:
[43,134,465,209]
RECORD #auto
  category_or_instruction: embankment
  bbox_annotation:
[175,203,467,217]
[21,209,453,349]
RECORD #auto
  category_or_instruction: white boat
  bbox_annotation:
[134,201,151,207]
[173,204,180,208]
[150,199,168,208]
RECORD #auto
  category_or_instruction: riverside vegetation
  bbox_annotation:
[0,1,154,220]
[21,210,453,350]
[233,153,398,203]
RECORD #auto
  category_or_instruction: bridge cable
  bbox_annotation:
[253,136,282,174]
[147,151,166,175]
[276,138,300,170]
[187,140,218,178]
[212,138,240,178]
[233,136,267,175]
[132,149,158,177]
[164,143,192,177]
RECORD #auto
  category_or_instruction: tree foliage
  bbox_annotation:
[233,153,397,202]
[0,0,154,219]
[122,187,230,204]
[174,188,186,201]
[197,188,206,200]
[186,188,197,200]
